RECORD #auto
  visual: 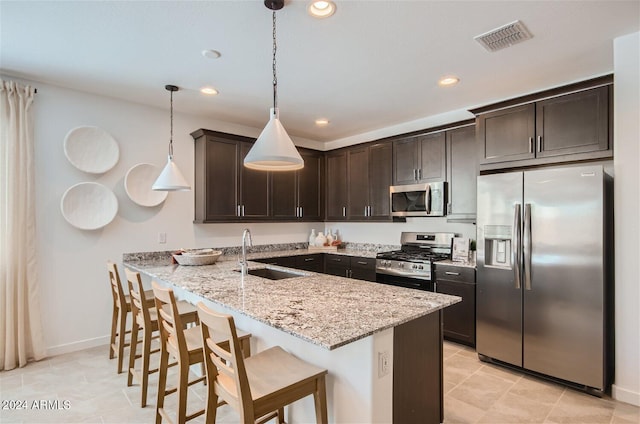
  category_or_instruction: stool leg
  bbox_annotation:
[177,360,190,424]
[127,318,139,387]
[156,348,169,424]
[109,306,118,359]
[204,378,218,424]
[140,325,152,407]
[277,407,285,424]
[116,309,128,373]
[313,375,328,424]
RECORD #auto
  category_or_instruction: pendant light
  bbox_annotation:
[244,0,304,172]
[152,85,191,191]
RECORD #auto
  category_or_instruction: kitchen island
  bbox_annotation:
[124,251,460,423]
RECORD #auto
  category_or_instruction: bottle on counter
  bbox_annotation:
[326,230,334,245]
[308,229,316,247]
[315,231,327,247]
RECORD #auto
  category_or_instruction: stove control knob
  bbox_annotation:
[418,265,423,270]
[398,263,404,268]
[411,264,417,270]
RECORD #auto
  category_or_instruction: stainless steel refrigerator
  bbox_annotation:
[476,165,612,394]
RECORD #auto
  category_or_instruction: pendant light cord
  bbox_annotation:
[169,88,174,158]
[272,10,278,112]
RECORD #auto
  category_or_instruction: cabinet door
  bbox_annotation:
[393,137,418,185]
[239,143,270,219]
[536,86,609,158]
[270,170,297,219]
[325,254,350,277]
[435,279,476,347]
[446,126,477,220]
[295,254,324,272]
[325,151,348,221]
[298,151,323,221]
[349,257,377,282]
[204,137,240,221]
[478,103,535,164]
[368,143,392,220]
[347,147,369,220]
[418,131,446,182]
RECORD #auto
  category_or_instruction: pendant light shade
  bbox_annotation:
[152,85,191,191]
[152,155,191,191]
[244,0,304,172]
[244,108,304,171]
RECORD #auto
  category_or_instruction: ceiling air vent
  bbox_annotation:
[474,20,533,52]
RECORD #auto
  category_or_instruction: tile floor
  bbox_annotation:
[0,341,637,423]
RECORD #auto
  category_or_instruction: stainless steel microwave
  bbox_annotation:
[390,182,447,217]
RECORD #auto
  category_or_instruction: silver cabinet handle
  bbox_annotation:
[241,205,245,217]
[537,135,543,152]
[523,203,532,290]
[368,206,372,216]
[237,205,241,217]
[364,206,368,216]
[413,169,418,181]
[299,206,303,217]
[513,203,522,289]
[356,261,368,265]
[418,168,422,180]
[529,137,534,153]
[342,206,346,217]
[345,270,349,277]
[304,257,314,262]
[445,271,460,276]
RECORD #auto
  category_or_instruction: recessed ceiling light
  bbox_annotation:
[200,87,219,95]
[201,49,221,59]
[308,1,336,18]
[315,118,330,126]
[438,76,460,86]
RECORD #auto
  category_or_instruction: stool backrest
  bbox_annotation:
[107,261,126,311]
[152,282,187,359]
[197,302,254,422]
[125,268,151,328]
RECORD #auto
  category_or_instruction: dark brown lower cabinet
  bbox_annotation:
[294,254,324,272]
[324,254,376,282]
[434,264,476,347]
[393,311,443,424]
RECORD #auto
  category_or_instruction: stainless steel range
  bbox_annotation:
[376,232,457,291]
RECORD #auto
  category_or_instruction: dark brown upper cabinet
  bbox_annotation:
[446,124,477,222]
[347,142,392,221]
[393,131,446,185]
[473,77,612,171]
[192,129,322,223]
[271,149,324,221]
[325,150,349,221]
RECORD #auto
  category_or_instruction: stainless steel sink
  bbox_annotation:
[236,267,303,280]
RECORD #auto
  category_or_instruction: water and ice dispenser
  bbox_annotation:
[483,225,513,269]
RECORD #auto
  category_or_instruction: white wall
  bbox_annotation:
[613,32,640,406]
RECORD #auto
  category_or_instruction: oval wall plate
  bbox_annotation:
[60,182,118,230]
[63,126,119,174]
[124,163,168,207]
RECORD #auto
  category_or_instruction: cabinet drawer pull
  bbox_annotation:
[445,271,460,276]
[331,258,342,262]
[342,206,346,217]
[356,261,368,265]
[304,258,314,262]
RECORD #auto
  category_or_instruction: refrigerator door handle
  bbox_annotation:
[523,203,532,290]
[513,203,522,289]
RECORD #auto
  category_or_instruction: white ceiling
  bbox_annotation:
[2,1,639,143]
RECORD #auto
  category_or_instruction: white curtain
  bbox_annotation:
[0,79,46,370]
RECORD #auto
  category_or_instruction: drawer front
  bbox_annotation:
[434,265,475,283]
[350,256,375,270]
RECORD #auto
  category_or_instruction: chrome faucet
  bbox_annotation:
[240,228,253,275]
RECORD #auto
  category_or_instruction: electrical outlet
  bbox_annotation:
[158,232,166,244]
[378,351,389,378]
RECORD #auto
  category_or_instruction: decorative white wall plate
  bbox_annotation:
[124,163,168,207]
[63,126,119,174]
[60,182,118,230]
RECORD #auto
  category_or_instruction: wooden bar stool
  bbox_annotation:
[107,261,154,374]
[196,302,328,424]
[125,268,200,408]
[152,282,251,424]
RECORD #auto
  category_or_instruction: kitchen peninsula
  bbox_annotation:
[124,249,460,424]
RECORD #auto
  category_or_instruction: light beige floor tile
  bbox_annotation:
[478,391,554,423]
[508,375,566,405]
[546,389,615,424]
[444,353,484,385]
[448,371,516,411]
[444,395,485,423]
[613,401,640,422]
[477,362,523,383]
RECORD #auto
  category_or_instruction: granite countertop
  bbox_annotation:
[435,258,477,269]
[124,252,460,351]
